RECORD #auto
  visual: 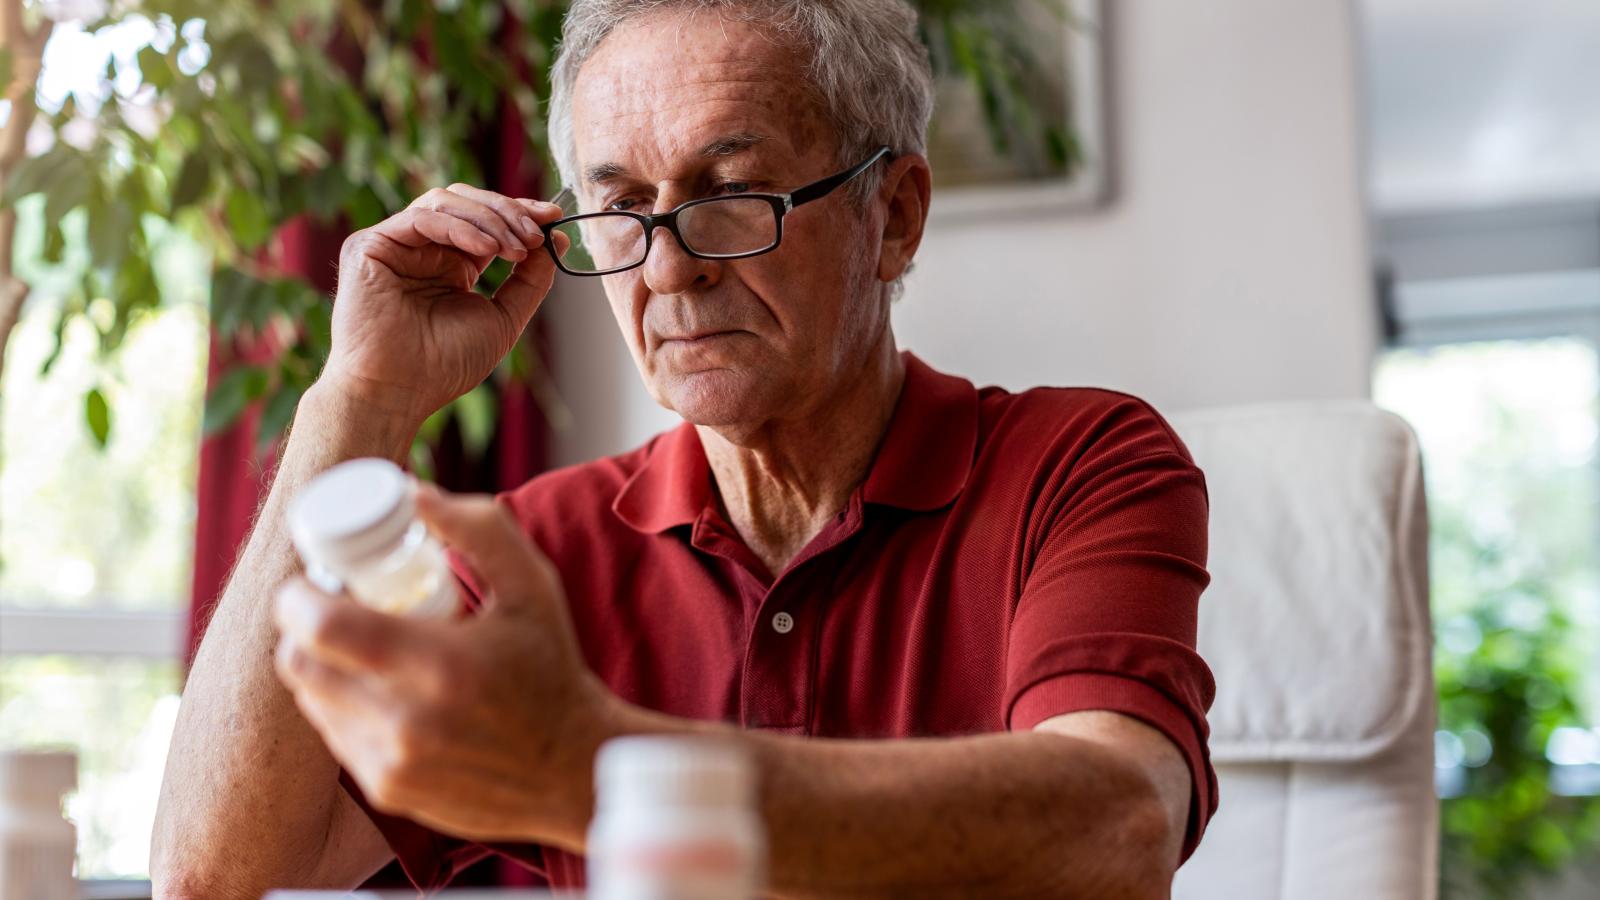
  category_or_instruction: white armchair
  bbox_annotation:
[1169,402,1437,900]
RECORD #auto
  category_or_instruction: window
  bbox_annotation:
[0,15,214,881]
[1373,202,1600,823]
[0,282,206,880]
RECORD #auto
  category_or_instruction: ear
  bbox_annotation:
[875,153,933,286]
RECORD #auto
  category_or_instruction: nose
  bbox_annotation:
[642,221,722,296]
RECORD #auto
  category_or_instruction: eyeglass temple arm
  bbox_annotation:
[787,146,892,208]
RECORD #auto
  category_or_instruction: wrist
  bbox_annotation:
[537,680,657,850]
[294,379,423,463]
[308,366,436,435]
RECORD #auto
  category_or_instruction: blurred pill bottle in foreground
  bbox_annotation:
[0,750,77,900]
[588,736,766,900]
[289,458,457,617]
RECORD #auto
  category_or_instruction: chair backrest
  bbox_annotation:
[1167,401,1437,900]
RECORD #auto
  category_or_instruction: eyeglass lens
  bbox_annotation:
[550,197,779,273]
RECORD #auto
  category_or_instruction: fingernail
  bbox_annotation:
[519,215,536,235]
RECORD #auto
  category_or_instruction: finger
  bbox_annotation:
[515,196,566,224]
[445,183,548,247]
[490,250,559,326]
[276,639,395,784]
[373,207,500,259]
[275,634,376,708]
[273,577,424,674]
[410,188,529,260]
[513,198,569,262]
[411,483,553,611]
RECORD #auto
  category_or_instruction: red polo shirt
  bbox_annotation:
[348,352,1217,890]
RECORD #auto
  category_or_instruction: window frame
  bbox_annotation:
[0,604,185,658]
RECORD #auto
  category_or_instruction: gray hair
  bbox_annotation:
[547,0,935,204]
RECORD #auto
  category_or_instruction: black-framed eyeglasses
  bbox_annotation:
[541,146,892,276]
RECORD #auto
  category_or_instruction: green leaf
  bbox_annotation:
[232,37,279,94]
[304,164,351,220]
[210,270,281,335]
[88,190,136,272]
[170,152,212,211]
[301,294,333,361]
[42,157,92,228]
[255,380,303,455]
[3,146,74,207]
[224,187,272,250]
[51,94,76,129]
[452,383,496,458]
[106,254,160,353]
[209,266,253,335]
[408,440,435,482]
[41,219,66,264]
[136,45,173,90]
[38,301,75,376]
[345,184,387,229]
[84,387,112,449]
[203,364,270,435]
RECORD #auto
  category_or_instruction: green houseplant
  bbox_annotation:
[0,0,1079,465]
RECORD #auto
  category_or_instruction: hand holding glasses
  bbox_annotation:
[540,147,892,276]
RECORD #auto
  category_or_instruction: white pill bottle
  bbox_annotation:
[587,736,766,900]
[289,458,458,617]
[0,751,77,900]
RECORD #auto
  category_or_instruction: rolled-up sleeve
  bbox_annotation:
[1002,420,1218,861]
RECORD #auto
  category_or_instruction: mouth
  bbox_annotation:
[660,330,746,346]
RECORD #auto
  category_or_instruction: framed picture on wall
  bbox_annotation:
[925,0,1109,220]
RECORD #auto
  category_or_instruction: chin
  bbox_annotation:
[651,366,778,427]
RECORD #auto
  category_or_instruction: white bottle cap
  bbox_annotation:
[594,737,756,814]
[289,458,415,570]
[0,750,77,806]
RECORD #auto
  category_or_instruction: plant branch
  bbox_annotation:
[0,0,50,382]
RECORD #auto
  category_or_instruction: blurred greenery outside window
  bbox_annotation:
[1375,336,1600,896]
[0,17,207,882]
[0,204,202,880]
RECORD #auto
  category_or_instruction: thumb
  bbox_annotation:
[490,251,558,332]
[413,481,557,613]
[489,203,568,327]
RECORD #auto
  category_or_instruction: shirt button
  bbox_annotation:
[771,611,794,634]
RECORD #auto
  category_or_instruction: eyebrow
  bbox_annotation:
[582,132,772,185]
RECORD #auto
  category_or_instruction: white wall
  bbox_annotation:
[544,0,1378,467]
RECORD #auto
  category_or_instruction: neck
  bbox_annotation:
[698,343,906,579]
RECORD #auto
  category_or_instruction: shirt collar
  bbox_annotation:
[612,352,980,534]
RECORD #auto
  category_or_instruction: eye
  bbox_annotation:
[605,196,648,212]
[714,181,753,196]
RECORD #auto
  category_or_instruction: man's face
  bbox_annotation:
[569,11,892,429]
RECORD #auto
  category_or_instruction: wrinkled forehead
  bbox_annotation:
[569,11,837,182]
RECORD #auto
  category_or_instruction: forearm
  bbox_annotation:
[559,704,1176,900]
[755,732,1170,899]
[151,383,417,897]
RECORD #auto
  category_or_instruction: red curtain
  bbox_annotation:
[186,82,552,888]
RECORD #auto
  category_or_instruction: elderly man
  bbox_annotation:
[152,1,1216,897]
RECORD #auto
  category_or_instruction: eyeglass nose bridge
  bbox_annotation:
[635,206,696,264]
